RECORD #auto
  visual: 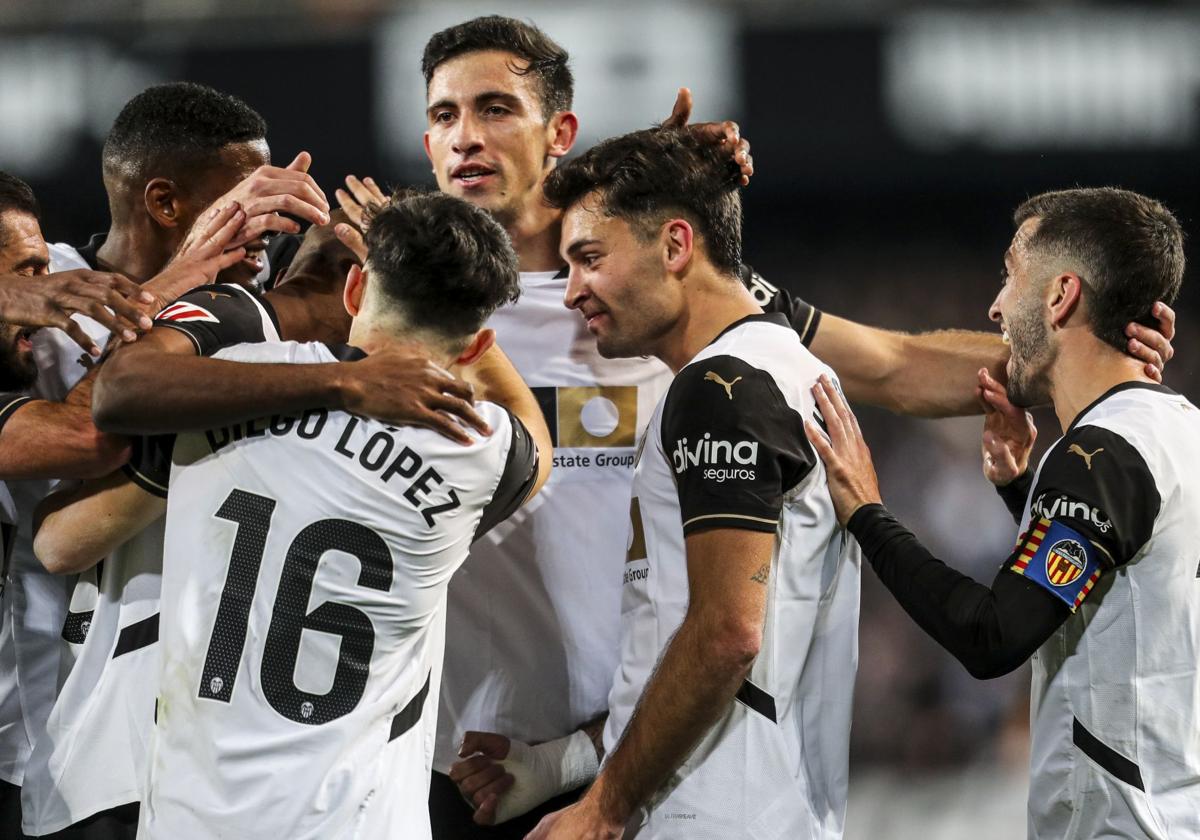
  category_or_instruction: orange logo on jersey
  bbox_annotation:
[1045,538,1087,587]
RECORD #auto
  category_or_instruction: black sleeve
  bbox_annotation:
[849,503,1069,679]
[662,356,814,536]
[739,264,822,348]
[995,469,1034,525]
[121,434,176,498]
[474,414,539,540]
[0,393,33,434]
[153,284,280,356]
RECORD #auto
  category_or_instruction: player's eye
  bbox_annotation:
[434,111,455,124]
[483,105,509,117]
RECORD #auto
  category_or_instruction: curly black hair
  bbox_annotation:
[422,16,573,119]
[364,189,520,339]
[543,127,743,275]
[102,82,266,182]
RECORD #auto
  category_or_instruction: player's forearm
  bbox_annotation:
[33,473,165,575]
[0,401,130,480]
[93,350,347,434]
[849,504,1065,678]
[588,615,755,825]
[812,316,1006,417]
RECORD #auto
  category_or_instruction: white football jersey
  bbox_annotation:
[140,340,538,840]
[606,313,860,840]
[435,268,672,772]
[0,240,108,786]
[1013,384,1200,839]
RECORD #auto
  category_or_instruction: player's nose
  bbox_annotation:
[564,267,588,310]
[450,112,485,156]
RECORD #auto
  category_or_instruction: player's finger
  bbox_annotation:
[460,731,511,759]
[345,175,382,211]
[461,764,507,799]
[233,214,302,246]
[335,189,367,228]
[820,376,855,437]
[660,87,692,128]
[214,246,248,271]
[1127,321,1173,364]
[1144,362,1163,383]
[472,792,500,826]
[1126,338,1163,375]
[362,176,387,203]
[335,223,368,262]
[286,150,313,174]
[447,755,494,784]
[66,277,153,331]
[1152,301,1176,342]
[803,420,839,472]
[95,288,154,333]
[811,383,846,447]
[204,207,246,253]
[428,393,490,437]
[471,773,514,810]
[60,318,102,357]
[421,410,475,447]
[243,190,330,226]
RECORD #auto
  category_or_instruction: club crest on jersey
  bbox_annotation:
[157,301,219,323]
[1045,538,1087,587]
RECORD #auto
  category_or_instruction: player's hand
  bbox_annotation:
[524,800,623,840]
[334,222,367,263]
[216,151,330,246]
[337,345,491,444]
[659,87,753,186]
[0,270,155,356]
[978,368,1036,486]
[804,375,882,525]
[1126,301,1175,383]
[450,731,515,826]
[142,203,249,314]
[335,175,388,232]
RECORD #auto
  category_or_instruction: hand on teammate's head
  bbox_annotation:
[659,87,753,187]
[216,151,331,247]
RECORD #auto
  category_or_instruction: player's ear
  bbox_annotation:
[455,327,496,367]
[1048,272,1083,328]
[546,111,579,160]
[423,131,435,170]
[144,178,183,229]
[344,265,366,317]
[662,219,694,275]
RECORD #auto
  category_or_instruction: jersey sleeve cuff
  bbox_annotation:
[681,511,780,536]
[121,461,169,498]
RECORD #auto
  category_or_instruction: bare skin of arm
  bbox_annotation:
[0,365,130,480]
[528,529,775,840]
[33,471,164,575]
[809,302,1176,418]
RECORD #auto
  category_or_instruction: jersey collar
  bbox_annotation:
[325,343,367,361]
[1068,380,1178,433]
[708,311,790,347]
[74,233,107,270]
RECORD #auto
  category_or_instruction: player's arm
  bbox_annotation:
[34,471,165,576]
[749,269,1177,418]
[0,364,131,480]
[806,376,1156,679]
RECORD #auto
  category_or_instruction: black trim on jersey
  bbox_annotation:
[73,233,106,271]
[112,613,159,658]
[1073,717,1145,791]
[663,354,814,536]
[388,671,432,742]
[475,414,539,540]
[324,343,367,362]
[551,265,568,280]
[995,470,1034,525]
[735,678,777,723]
[1067,381,1177,434]
[154,284,281,357]
[708,312,791,347]
[0,394,33,435]
[848,504,1070,679]
[740,264,822,348]
[121,435,174,499]
[1027,425,1159,569]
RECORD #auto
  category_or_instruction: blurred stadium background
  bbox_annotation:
[2,2,1196,836]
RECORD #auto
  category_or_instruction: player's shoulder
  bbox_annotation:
[211,339,331,365]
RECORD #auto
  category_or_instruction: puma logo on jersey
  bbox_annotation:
[158,301,219,323]
[705,371,742,400]
[205,291,231,300]
[1068,444,1103,470]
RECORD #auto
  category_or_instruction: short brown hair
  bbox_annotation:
[1014,187,1185,352]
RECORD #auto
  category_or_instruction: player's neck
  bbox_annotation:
[95,220,174,284]
[656,272,761,374]
[265,276,351,345]
[348,321,453,368]
[1049,337,1154,433]
[506,198,565,273]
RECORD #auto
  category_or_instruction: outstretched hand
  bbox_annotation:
[803,375,882,525]
[659,87,753,186]
[978,368,1036,486]
[335,175,388,232]
[0,270,154,356]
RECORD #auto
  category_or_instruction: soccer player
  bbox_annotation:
[137,190,551,840]
[808,187,1198,839]
[522,126,854,839]
[390,17,1179,837]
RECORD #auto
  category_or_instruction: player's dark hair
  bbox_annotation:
[363,189,520,339]
[543,127,743,275]
[101,82,267,183]
[1014,188,1185,353]
[0,171,39,246]
[422,16,573,119]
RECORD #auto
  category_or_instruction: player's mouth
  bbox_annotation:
[451,163,498,188]
[242,239,268,275]
[999,322,1010,345]
[15,327,35,354]
[582,308,610,332]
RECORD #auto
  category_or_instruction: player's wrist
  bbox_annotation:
[491,730,600,824]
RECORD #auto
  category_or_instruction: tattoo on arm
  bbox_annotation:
[750,563,770,584]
